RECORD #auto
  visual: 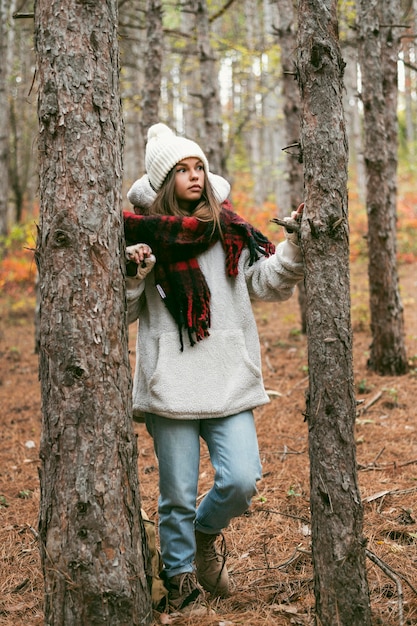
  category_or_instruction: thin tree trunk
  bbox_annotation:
[262,0,284,208]
[0,0,16,237]
[357,0,408,375]
[141,0,163,137]
[8,98,24,222]
[402,43,414,148]
[119,4,147,183]
[34,0,152,623]
[181,6,200,134]
[342,38,366,203]
[276,0,306,333]
[297,1,372,624]
[7,11,36,222]
[244,0,262,203]
[194,0,226,175]
[276,0,303,213]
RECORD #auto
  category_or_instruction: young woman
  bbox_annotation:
[124,123,304,615]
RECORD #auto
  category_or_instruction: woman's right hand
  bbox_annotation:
[126,243,153,264]
[126,244,156,280]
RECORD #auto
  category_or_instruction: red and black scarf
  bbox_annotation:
[123,201,275,349]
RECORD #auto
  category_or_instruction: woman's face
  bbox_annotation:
[174,157,205,212]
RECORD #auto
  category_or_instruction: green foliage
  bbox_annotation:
[7,346,21,361]
[162,1,182,30]
[357,379,373,394]
[409,355,417,377]
[0,221,36,255]
[0,495,9,508]
[287,485,302,497]
[338,0,357,41]
[18,489,32,499]
[383,387,399,407]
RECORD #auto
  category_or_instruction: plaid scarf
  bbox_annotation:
[123,201,275,349]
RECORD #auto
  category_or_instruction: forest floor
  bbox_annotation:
[1,259,417,626]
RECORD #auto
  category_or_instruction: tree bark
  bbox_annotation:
[34,0,152,623]
[297,1,372,624]
[0,0,16,237]
[341,35,366,203]
[276,0,306,333]
[194,0,226,175]
[276,0,303,213]
[141,0,163,136]
[357,0,408,375]
[118,3,148,183]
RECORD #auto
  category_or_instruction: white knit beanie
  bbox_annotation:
[145,123,210,191]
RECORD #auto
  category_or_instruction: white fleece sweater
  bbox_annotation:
[126,239,303,420]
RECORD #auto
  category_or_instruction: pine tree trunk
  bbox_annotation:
[0,0,15,237]
[276,0,306,333]
[297,1,372,624]
[34,1,152,623]
[357,0,408,375]
[119,5,147,184]
[342,38,366,202]
[244,0,262,203]
[142,0,163,135]
[277,0,303,213]
[194,0,226,175]
[181,6,200,134]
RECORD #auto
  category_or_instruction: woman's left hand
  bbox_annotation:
[284,203,304,245]
[290,202,304,221]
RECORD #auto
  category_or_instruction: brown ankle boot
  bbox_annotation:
[195,530,230,597]
[167,572,208,615]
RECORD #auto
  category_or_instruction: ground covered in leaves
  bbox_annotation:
[1,260,417,626]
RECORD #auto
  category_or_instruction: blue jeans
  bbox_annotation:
[145,410,262,578]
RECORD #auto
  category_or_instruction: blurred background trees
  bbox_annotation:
[1,0,416,371]
[3,0,416,230]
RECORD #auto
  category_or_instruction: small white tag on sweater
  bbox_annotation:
[156,284,166,299]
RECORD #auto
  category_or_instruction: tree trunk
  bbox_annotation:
[34,0,152,623]
[8,98,25,222]
[276,0,307,334]
[118,3,147,184]
[181,5,201,135]
[276,0,303,213]
[0,0,15,237]
[6,10,37,222]
[357,0,408,375]
[244,0,263,203]
[262,0,285,208]
[296,2,372,624]
[342,37,366,203]
[194,0,226,175]
[403,43,415,148]
[141,0,163,136]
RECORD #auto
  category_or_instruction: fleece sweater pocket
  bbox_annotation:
[146,329,265,418]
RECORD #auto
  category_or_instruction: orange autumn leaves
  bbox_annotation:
[2,180,417,297]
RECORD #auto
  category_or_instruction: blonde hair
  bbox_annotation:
[150,167,223,235]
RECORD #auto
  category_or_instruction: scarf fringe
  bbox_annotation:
[166,270,211,351]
